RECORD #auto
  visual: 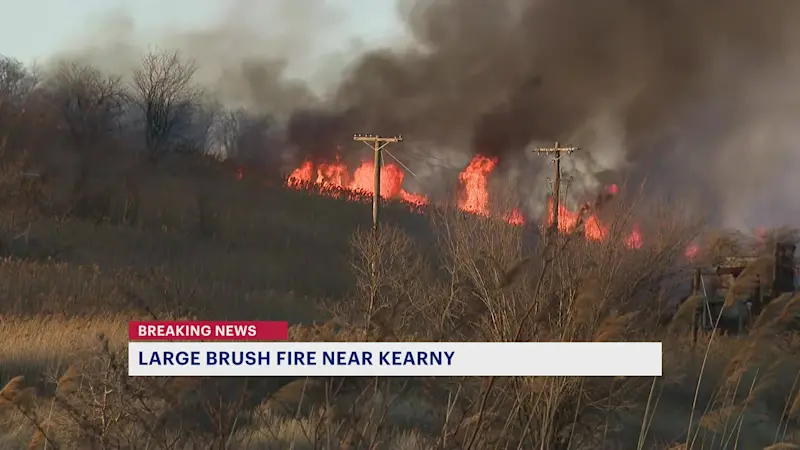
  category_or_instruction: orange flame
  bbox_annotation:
[545,199,610,240]
[585,214,609,241]
[287,161,314,187]
[684,242,700,260]
[458,155,497,216]
[282,154,651,247]
[286,158,429,207]
[505,208,525,226]
[400,190,429,205]
[625,225,643,249]
[242,157,707,260]
[545,191,647,247]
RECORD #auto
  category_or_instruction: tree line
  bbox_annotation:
[0,50,279,167]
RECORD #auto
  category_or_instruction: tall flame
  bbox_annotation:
[458,155,496,216]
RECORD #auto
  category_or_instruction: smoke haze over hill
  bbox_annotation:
[38,0,800,227]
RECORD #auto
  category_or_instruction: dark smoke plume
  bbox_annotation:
[315,0,800,226]
[50,0,800,227]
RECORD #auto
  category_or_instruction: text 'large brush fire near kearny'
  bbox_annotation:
[281,154,645,249]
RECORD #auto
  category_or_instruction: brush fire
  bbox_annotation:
[245,154,653,251]
[273,148,798,337]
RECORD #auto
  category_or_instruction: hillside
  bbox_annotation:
[0,149,798,449]
[0,49,798,449]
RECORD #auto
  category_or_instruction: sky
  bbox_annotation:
[0,0,404,67]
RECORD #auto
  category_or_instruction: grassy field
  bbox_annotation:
[0,150,799,450]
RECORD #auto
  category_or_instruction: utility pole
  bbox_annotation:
[353,134,403,232]
[533,142,579,235]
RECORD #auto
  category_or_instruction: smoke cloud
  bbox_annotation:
[55,0,379,115]
[322,0,800,226]
[50,0,800,227]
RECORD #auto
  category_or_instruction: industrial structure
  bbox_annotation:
[690,242,797,340]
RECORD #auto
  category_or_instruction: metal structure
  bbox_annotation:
[690,242,797,341]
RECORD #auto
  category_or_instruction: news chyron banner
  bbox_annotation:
[128,321,663,377]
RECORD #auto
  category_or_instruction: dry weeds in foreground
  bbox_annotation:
[1,145,799,448]
[1,195,798,449]
[3,330,797,449]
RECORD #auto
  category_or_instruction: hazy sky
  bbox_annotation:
[0,0,404,66]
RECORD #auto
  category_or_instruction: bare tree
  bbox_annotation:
[44,63,129,219]
[131,50,201,161]
[214,109,244,159]
[50,63,127,147]
[0,56,35,134]
[0,56,34,106]
[235,113,277,163]
[212,108,281,180]
[0,57,42,163]
[176,97,219,155]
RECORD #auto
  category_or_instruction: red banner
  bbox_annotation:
[129,321,289,341]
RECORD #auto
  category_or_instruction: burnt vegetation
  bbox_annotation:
[0,51,799,450]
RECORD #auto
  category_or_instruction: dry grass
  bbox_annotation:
[0,146,799,449]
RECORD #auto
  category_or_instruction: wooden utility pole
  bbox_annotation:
[533,142,579,234]
[353,134,403,232]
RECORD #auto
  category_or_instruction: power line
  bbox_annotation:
[382,148,420,180]
[532,142,580,236]
[353,134,403,233]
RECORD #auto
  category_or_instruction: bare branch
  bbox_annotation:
[131,50,201,161]
[49,63,128,147]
